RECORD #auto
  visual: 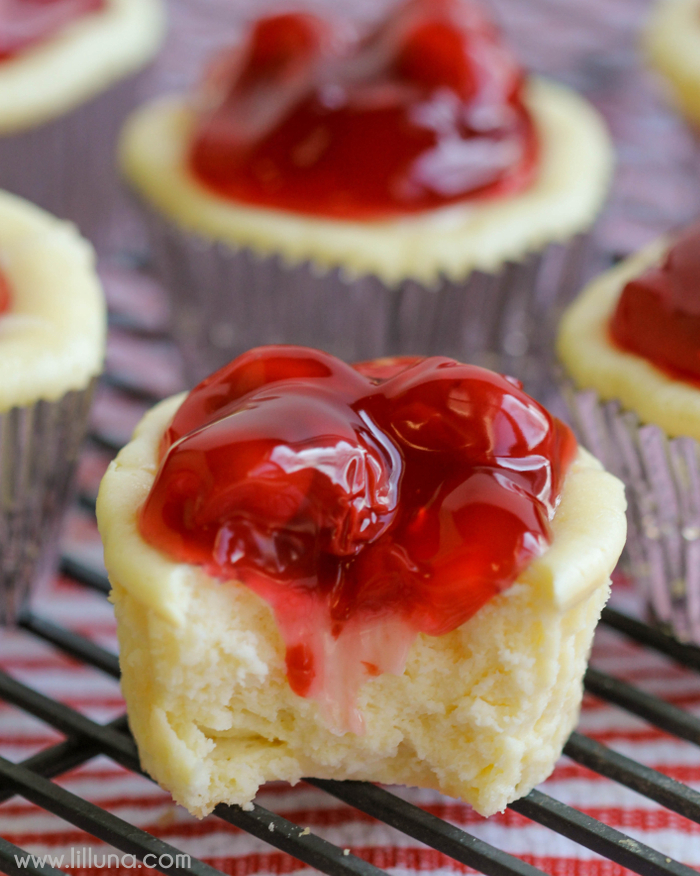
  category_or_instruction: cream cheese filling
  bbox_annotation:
[97,391,627,630]
[0,0,166,134]
[557,238,700,440]
[0,190,106,411]
[644,0,700,127]
[120,77,613,287]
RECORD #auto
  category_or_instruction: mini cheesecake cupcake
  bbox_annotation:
[0,0,165,255]
[644,0,700,128]
[0,189,105,623]
[121,0,613,386]
[97,346,625,818]
[558,220,700,642]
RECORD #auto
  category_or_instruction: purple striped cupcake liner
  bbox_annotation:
[0,380,95,625]
[564,385,700,644]
[144,205,590,397]
[0,72,150,257]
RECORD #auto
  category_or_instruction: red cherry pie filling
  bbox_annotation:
[189,0,539,220]
[139,346,576,729]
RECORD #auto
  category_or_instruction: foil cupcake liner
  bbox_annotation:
[0,73,149,257]
[565,386,700,643]
[0,381,95,625]
[145,208,590,394]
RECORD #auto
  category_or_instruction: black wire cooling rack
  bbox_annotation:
[4,310,700,876]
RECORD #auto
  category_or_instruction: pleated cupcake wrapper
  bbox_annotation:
[565,386,700,644]
[0,381,95,625]
[0,72,148,257]
[145,206,589,396]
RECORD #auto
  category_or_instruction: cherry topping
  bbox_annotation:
[189,0,538,220]
[140,347,576,729]
[394,19,474,95]
[0,271,11,315]
[610,222,700,383]
[0,0,105,62]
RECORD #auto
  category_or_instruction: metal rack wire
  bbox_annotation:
[3,314,700,876]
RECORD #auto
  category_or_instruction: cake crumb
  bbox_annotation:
[268,823,275,833]
[343,849,350,856]
[300,827,310,836]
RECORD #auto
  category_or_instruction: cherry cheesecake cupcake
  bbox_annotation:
[0,189,105,623]
[97,345,625,817]
[644,0,700,128]
[120,0,613,386]
[0,0,165,255]
[558,220,700,642]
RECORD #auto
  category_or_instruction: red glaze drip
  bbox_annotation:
[0,0,104,62]
[140,348,576,729]
[611,222,700,383]
[189,0,538,220]
[0,270,11,315]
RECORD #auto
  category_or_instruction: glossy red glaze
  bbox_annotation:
[189,0,538,220]
[0,270,11,315]
[140,347,576,723]
[0,0,104,61]
[611,222,700,383]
